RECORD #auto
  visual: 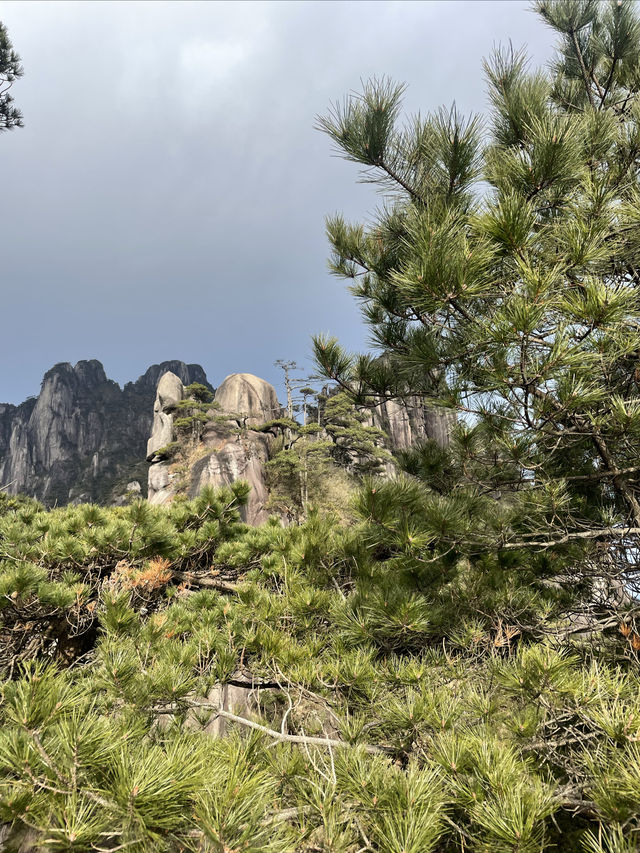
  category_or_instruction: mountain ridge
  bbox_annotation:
[0,359,212,505]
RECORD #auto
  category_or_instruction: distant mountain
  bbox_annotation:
[0,360,212,505]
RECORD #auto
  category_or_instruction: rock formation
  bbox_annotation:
[0,360,211,505]
[369,398,455,450]
[147,372,281,525]
[2,356,455,515]
[146,372,186,460]
[146,371,456,525]
[145,371,184,506]
[213,373,281,427]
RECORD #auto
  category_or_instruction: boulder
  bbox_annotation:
[184,673,263,738]
[187,373,280,523]
[148,463,178,505]
[111,480,143,508]
[156,371,185,413]
[145,371,280,523]
[214,373,281,426]
[146,372,186,505]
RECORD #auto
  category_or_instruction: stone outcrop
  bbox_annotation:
[145,371,185,506]
[0,360,211,505]
[146,371,457,525]
[147,372,281,524]
[2,356,456,516]
[213,373,281,426]
[369,398,455,450]
[146,372,185,460]
[184,672,269,738]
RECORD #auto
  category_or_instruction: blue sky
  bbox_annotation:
[1,1,554,403]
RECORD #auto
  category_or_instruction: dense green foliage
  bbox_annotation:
[0,485,249,671]
[322,392,390,476]
[2,489,640,851]
[314,0,640,625]
[261,391,390,521]
[173,388,214,445]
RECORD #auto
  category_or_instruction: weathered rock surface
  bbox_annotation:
[145,372,186,506]
[147,372,281,524]
[0,360,211,505]
[146,372,185,460]
[369,397,455,450]
[184,673,266,738]
[214,373,281,426]
[0,821,40,852]
[152,671,277,740]
[146,372,457,524]
[189,432,272,525]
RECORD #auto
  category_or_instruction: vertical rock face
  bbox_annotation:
[0,360,211,505]
[196,374,281,524]
[146,372,185,506]
[147,372,281,525]
[369,398,455,451]
[146,372,185,460]
[145,372,456,526]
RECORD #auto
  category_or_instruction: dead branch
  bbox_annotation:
[152,700,391,755]
[171,570,239,594]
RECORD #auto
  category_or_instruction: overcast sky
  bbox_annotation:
[1,0,555,404]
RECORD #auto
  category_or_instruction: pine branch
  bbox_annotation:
[374,157,425,205]
[570,28,596,107]
[499,526,640,550]
[152,700,391,755]
[29,730,116,812]
[171,570,239,594]
[562,465,640,482]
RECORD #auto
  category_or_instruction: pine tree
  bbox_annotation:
[173,382,214,444]
[0,22,22,132]
[322,390,391,476]
[314,0,640,630]
[259,388,388,521]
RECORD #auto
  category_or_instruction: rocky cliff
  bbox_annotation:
[146,370,456,525]
[147,372,280,525]
[1,359,455,513]
[0,360,211,505]
[369,397,455,450]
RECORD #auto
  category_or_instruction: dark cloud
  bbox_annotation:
[1,1,553,402]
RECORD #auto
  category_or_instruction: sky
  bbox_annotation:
[1,0,555,405]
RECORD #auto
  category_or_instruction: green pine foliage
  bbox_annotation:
[173,386,215,444]
[264,429,337,521]
[322,391,391,476]
[1,483,640,849]
[183,384,214,405]
[260,392,389,522]
[0,484,249,671]
[314,0,640,627]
